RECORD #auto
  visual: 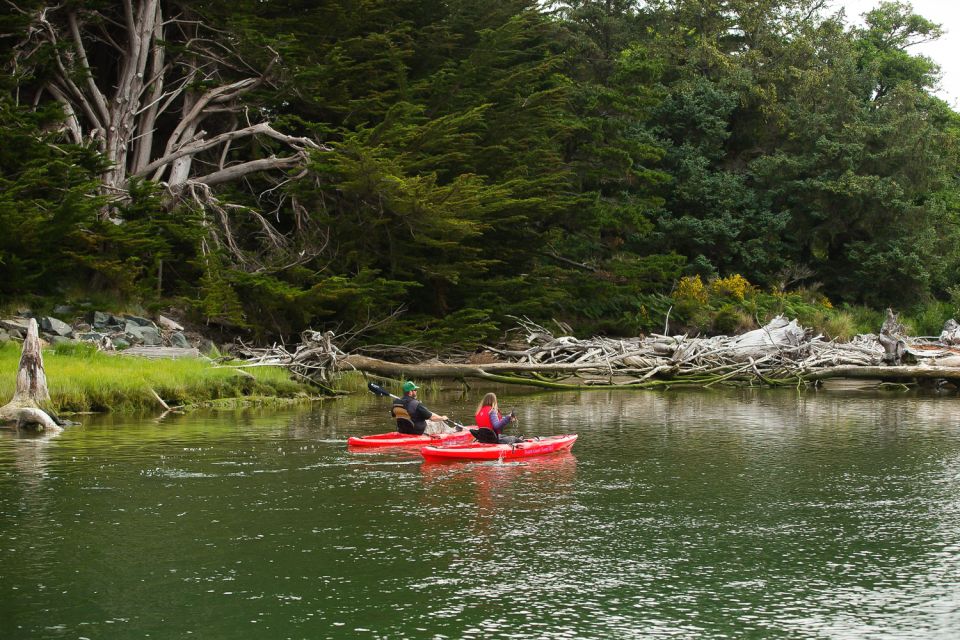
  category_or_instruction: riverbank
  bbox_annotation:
[0,341,317,414]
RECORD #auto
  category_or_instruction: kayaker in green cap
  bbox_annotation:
[391,380,449,435]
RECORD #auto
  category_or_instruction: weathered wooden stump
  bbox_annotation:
[879,308,906,366]
[0,319,60,432]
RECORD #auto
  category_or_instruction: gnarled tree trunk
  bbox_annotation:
[0,319,60,432]
[11,0,329,270]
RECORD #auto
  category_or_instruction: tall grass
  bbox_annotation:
[334,371,374,393]
[832,304,884,336]
[902,301,956,337]
[333,371,448,396]
[811,310,858,341]
[0,341,314,413]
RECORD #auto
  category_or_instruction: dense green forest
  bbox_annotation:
[2,0,959,348]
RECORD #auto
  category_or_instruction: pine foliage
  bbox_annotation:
[1,0,958,343]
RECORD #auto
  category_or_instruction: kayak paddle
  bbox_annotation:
[366,381,466,430]
[367,381,400,400]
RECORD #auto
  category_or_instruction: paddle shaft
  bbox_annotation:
[366,382,464,429]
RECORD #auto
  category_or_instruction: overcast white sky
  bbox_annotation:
[830,1,960,107]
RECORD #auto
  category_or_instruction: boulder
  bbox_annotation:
[132,326,162,346]
[91,311,112,328]
[0,318,31,334]
[197,338,218,356]
[53,304,73,316]
[113,337,131,350]
[0,329,9,343]
[76,332,106,342]
[123,314,157,329]
[41,316,74,337]
[169,332,191,348]
[48,335,75,346]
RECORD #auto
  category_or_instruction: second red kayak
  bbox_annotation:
[420,434,578,461]
[347,428,474,448]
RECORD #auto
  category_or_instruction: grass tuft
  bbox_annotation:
[815,310,858,341]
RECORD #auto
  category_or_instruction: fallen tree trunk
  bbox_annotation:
[339,354,628,377]
[335,356,960,389]
[0,319,60,432]
[335,355,644,389]
[801,365,960,383]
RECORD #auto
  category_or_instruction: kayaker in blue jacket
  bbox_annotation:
[392,381,448,435]
[473,392,519,444]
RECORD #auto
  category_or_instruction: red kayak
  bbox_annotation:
[347,428,474,448]
[420,434,578,461]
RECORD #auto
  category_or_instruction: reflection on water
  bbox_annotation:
[1,387,960,638]
[7,430,58,489]
[421,454,578,541]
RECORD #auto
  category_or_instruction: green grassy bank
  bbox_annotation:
[0,341,316,414]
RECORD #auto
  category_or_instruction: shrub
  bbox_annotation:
[837,304,884,335]
[814,310,857,341]
[675,275,708,304]
[904,301,956,337]
[712,304,755,335]
[710,274,754,301]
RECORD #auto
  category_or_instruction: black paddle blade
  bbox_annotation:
[367,382,394,398]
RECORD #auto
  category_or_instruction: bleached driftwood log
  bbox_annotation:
[0,319,60,431]
[726,316,811,361]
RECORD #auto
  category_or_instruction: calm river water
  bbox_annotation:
[2,385,960,639]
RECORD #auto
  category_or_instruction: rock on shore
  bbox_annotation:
[0,309,216,355]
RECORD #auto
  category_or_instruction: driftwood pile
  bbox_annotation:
[476,316,881,387]
[236,330,347,389]
[237,313,960,390]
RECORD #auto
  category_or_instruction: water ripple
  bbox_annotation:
[2,390,960,638]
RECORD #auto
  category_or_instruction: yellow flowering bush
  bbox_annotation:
[710,274,753,301]
[675,275,708,304]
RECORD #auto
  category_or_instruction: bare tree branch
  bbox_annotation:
[67,10,110,125]
[194,155,303,187]
[44,83,82,143]
[138,121,325,179]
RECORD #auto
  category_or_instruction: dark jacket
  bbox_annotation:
[392,395,433,435]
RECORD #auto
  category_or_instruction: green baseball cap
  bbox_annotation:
[402,381,419,392]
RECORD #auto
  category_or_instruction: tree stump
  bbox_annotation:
[879,308,906,366]
[0,319,60,432]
